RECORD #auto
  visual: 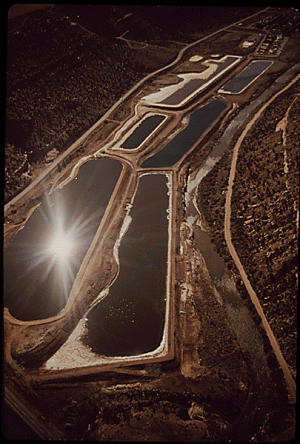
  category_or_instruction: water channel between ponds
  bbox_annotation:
[83,173,169,357]
[185,63,300,434]
[141,99,228,168]
[5,60,299,377]
[4,157,122,321]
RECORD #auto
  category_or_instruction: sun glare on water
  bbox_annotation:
[47,229,76,264]
[31,192,99,304]
[4,185,104,320]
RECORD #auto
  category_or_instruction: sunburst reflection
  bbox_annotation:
[4,157,123,321]
[4,190,104,320]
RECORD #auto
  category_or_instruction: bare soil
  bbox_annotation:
[4,10,298,440]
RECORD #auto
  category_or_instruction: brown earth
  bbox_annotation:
[4,9,299,440]
[198,78,299,380]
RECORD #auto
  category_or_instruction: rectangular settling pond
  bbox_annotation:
[160,55,239,106]
[141,99,228,168]
[4,158,122,321]
[219,60,272,94]
[121,114,166,149]
[84,173,169,357]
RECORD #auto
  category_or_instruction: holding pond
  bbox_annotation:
[84,174,169,357]
[4,158,122,321]
[141,99,228,168]
[121,114,166,149]
[219,60,272,94]
[141,55,240,108]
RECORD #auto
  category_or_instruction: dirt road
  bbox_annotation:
[4,7,269,214]
[224,73,300,404]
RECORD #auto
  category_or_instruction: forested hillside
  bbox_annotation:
[198,80,299,376]
[5,5,261,203]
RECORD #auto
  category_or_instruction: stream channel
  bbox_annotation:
[184,63,300,438]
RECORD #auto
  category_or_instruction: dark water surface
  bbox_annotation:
[220,60,272,94]
[4,158,122,321]
[141,99,227,168]
[121,114,165,149]
[85,173,169,357]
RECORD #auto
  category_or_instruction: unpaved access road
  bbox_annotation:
[4,7,269,214]
[224,72,300,404]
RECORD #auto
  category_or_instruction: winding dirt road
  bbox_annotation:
[224,73,299,404]
[4,7,269,214]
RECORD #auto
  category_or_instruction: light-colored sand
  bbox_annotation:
[141,55,241,108]
[141,68,218,105]
[189,55,203,62]
[44,315,168,370]
[44,172,174,371]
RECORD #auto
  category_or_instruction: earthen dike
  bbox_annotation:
[4,7,295,384]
